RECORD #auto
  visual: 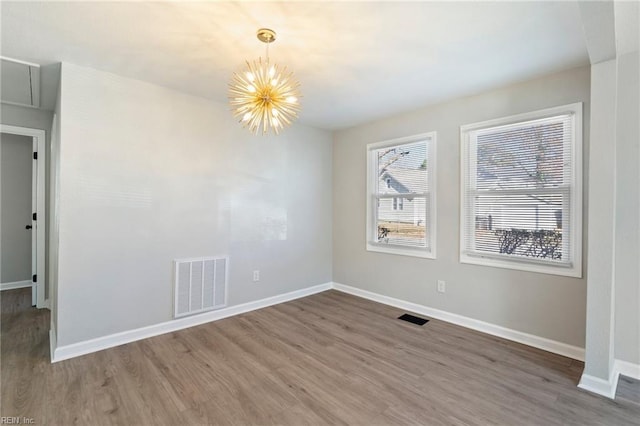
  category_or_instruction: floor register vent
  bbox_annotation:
[174,256,228,318]
[398,313,429,326]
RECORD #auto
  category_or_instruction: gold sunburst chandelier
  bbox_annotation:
[229,28,301,135]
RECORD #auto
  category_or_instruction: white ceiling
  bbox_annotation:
[0,1,589,130]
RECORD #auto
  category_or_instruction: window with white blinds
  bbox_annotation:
[367,132,436,258]
[460,103,582,277]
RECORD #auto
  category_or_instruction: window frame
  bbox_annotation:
[366,132,437,259]
[459,103,583,277]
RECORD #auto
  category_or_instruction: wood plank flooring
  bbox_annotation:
[618,376,640,410]
[1,287,639,425]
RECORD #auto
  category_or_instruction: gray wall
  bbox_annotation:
[55,62,332,346]
[614,50,640,366]
[333,66,590,348]
[0,133,33,283]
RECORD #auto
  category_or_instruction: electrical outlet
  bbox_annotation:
[437,280,446,293]
[253,270,260,282]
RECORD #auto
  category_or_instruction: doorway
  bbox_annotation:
[0,125,46,308]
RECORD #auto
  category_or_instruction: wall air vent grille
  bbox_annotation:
[174,256,228,318]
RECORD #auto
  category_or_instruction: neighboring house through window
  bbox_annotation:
[367,132,436,258]
[460,103,582,277]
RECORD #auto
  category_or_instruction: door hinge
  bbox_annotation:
[33,274,37,283]
[33,152,38,160]
[33,212,37,221]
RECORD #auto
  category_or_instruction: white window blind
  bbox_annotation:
[367,133,436,258]
[461,104,582,277]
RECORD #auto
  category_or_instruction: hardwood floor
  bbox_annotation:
[618,376,640,410]
[1,287,639,425]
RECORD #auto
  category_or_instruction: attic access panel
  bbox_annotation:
[1,58,40,108]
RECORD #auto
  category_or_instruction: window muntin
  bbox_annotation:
[460,104,582,277]
[367,133,436,258]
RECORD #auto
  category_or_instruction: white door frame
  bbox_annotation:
[0,124,47,308]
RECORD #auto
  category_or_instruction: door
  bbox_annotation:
[0,132,35,302]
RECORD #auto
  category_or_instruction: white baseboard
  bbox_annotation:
[50,280,591,368]
[0,280,33,291]
[615,359,640,380]
[332,282,585,361]
[47,279,633,401]
[49,328,57,363]
[578,359,640,399]
[51,282,332,362]
[578,370,619,399]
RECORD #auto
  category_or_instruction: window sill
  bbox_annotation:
[460,253,582,278]
[367,243,435,259]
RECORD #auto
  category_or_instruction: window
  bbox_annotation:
[392,197,404,211]
[367,132,436,258]
[460,103,582,277]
